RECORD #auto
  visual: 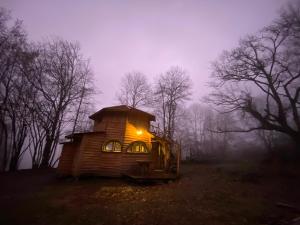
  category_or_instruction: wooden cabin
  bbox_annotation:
[57,105,179,179]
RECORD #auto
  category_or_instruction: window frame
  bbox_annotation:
[126,141,150,154]
[102,140,122,153]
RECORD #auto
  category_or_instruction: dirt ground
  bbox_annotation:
[1,162,300,225]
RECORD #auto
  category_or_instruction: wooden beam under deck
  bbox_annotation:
[122,172,177,182]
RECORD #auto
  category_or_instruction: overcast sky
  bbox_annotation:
[2,0,288,109]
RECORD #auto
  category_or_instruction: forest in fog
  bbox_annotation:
[1,0,300,171]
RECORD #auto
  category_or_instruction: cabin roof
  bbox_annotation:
[65,131,105,139]
[89,105,155,121]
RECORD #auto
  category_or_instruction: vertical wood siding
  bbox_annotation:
[75,113,127,176]
[57,142,78,175]
[123,114,153,150]
[58,111,156,177]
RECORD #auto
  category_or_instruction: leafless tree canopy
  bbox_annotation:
[209,1,300,150]
[175,103,235,161]
[0,8,29,171]
[117,71,151,108]
[24,39,94,168]
[154,66,192,140]
[0,8,95,170]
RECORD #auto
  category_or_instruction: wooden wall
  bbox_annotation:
[93,113,126,137]
[123,113,153,150]
[57,142,78,175]
[120,114,153,174]
[72,113,127,176]
[121,153,151,173]
[74,133,123,177]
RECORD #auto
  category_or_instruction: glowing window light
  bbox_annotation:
[136,130,143,135]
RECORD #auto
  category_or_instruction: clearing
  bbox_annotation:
[0,162,300,225]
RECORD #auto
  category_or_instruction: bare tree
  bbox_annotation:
[256,130,276,153]
[0,7,31,171]
[154,66,191,140]
[0,8,95,170]
[6,67,34,171]
[209,2,300,152]
[69,61,95,134]
[23,39,94,168]
[27,108,47,168]
[116,71,151,108]
[177,103,234,161]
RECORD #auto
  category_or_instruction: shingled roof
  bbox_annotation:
[89,105,155,121]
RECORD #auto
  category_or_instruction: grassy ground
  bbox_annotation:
[0,162,300,225]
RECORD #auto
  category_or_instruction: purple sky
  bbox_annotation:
[2,0,287,108]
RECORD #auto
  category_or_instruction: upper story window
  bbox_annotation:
[126,141,149,153]
[102,140,122,152]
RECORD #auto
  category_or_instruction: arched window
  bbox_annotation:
[126,141,149,153]
[102,140,122,152]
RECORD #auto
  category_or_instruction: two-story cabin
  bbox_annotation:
[57,105,179,179]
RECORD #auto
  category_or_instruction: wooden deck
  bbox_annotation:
[122,170,178,182]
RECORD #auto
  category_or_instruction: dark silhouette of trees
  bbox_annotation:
[69,62,94,135]
[117,71,151,108]
[24,39,94,168]
[209,2,300,151]
[0,8,31,171]
[0,8,95,170]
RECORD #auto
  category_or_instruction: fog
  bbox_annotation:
[1,0,299,171]
[2,0,286,107]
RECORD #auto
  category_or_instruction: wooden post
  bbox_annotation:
[176,142,181,178]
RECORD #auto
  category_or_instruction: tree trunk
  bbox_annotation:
[9,155,18,171]
[40,136,53,168]
[41,125,57,168]
[293,135,300,158]
[40,110,61,168]
[0,121,8,171]
[71,81,86,134]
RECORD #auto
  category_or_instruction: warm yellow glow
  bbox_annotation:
[136,130,143,135]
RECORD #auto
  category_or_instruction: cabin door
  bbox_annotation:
[152,142,164,170]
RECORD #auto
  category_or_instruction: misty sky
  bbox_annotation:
[2,0,287,109]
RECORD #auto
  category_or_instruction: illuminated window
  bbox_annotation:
[102,140,122,152]
[126,141,149,153]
